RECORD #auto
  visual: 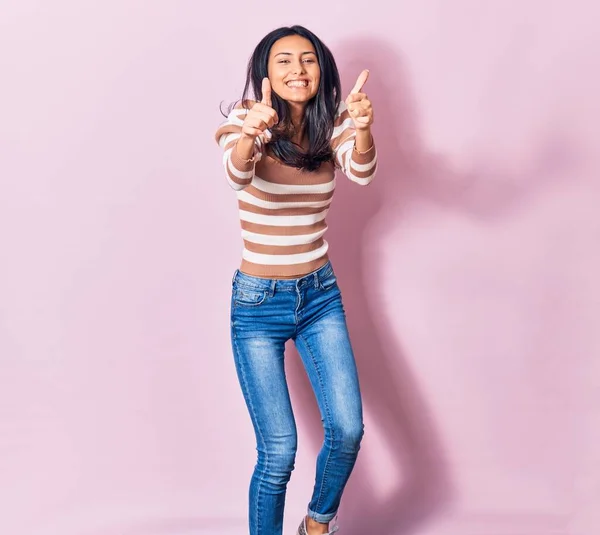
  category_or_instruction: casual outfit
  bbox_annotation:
[215,101,377,535]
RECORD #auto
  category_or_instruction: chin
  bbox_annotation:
[287,96,311,103]
[280,92,318,105]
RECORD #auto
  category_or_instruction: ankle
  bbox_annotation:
[305,515,330,535]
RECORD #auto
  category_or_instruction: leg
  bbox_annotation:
[294,286,364,525]
[231,327,298,535]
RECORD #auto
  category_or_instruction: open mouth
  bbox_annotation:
[286,80,309,88]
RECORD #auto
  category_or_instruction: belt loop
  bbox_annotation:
[313,272,319,289]
[270,279,276,297]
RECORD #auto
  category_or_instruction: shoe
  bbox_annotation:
[297,515,339,535]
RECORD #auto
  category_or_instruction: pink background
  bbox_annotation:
[1,1,599,534]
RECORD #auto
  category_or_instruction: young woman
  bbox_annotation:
[215,25,377,535]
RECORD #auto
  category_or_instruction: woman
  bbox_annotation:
[215,25,377,535]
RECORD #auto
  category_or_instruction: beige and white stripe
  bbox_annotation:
[215,101,377,278]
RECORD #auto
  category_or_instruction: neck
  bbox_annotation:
[289,102,305,127]
[288,102,306,145]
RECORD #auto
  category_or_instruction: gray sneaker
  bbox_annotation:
[297,515,339,535]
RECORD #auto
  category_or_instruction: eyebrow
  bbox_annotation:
[274,51,316,57]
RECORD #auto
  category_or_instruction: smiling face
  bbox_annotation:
[267,35,321,106]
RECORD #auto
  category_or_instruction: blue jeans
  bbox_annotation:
[230,261,364,535]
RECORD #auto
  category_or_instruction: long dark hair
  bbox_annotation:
[222,25,341,172]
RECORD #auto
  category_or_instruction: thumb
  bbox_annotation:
[350,69,369,95]
[261,77,272,107]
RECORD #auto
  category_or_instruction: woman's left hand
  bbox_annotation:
[345,69,373,130]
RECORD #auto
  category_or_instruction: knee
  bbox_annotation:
[335,420,364,452]
[272,447,297,472]
[257,442,297,483]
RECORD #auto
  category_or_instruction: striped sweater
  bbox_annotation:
[215,101,377,279]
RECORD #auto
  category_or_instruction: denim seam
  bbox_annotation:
[294,286,303,327]
[232,333,267,534]
[231,296,236,334]
[297,332,334,514]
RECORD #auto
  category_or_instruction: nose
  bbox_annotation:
[291,60,306,75]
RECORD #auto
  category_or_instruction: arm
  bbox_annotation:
[331,101,378,185]
[214,79,278,191]
[215,104,263,191]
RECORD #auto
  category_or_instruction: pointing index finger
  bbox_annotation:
[350,69,369,95]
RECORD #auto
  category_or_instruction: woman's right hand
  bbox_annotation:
[241,78,278,139]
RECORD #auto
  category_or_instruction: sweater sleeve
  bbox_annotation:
[214,102,266,191]
[330,102,377,185]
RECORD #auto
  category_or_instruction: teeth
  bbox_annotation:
[287,80,308,87]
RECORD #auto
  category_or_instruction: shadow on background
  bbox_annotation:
[286,35,580,535]
[286,37,454,535]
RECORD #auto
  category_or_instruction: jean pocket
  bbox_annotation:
[318,272,338,291]
[233,286,268,307]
